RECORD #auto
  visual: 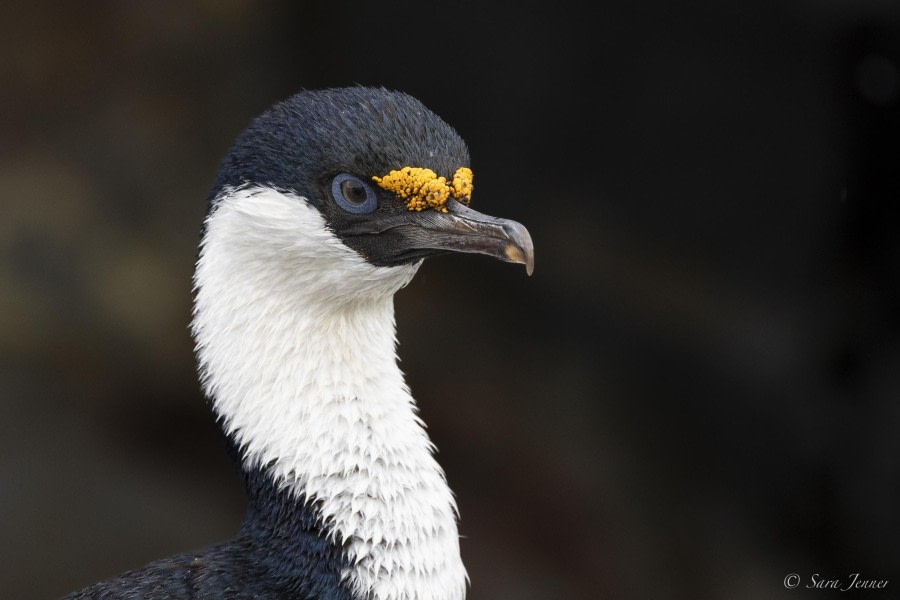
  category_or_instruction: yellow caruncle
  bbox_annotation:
[373,167,473,213]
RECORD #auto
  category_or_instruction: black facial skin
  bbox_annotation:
[210,87,532,272]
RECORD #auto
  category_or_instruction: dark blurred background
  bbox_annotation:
[3,1,900,599]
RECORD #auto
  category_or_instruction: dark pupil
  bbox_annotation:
[340,180,368,205]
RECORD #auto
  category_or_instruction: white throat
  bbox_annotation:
[192,186,467,600]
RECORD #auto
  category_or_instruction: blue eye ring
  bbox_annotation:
[331,173,378,214]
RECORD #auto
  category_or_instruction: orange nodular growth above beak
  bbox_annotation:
[373,167,473,213]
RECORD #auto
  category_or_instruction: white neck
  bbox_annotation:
[192,186,466,600]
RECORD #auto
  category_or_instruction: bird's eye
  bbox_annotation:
[341,180,368,204]
[331,173,377,214]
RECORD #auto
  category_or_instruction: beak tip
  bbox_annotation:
[503,240,534,276]
[504,221,534,276]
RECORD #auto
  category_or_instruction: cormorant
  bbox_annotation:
[64,87,533,600]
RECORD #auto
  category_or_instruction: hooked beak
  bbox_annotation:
[395,199,534,275]
[340,198,534,274]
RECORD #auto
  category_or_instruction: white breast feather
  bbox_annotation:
[192,186,467,600]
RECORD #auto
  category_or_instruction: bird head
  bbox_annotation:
[202,87,533,304]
